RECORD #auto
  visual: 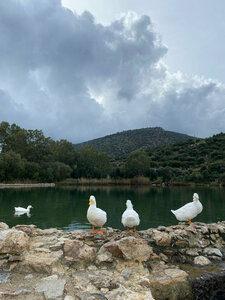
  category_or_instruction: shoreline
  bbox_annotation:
[0,183,55,188]
[0,179,224,188]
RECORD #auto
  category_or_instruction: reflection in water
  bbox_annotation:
[14,211,31,218]
[0,186,224,231]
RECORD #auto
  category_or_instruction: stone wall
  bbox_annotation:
[0,221,225,299]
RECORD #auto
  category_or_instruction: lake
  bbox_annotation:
[0,186,224,231]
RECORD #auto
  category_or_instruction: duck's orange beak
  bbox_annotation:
[89,198,93,205]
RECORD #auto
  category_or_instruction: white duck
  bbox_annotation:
[171,193,203,225]
[87,195,107,234]
[122,200,140,232]
[14,205,33,214]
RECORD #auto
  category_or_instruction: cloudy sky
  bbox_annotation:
[0,0,225,143]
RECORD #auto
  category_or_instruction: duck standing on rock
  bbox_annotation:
[122,200,140,232]
[87,195,107,234]
[171,193,203,225]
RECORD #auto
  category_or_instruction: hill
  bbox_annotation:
[143,132,225,183]
[74,127,196,158]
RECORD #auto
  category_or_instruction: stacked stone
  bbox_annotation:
[0,221,224,299]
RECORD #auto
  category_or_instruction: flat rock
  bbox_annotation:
[203,247,223,257]
[64,296,75,300]
[35,274,66,300]
[19,250,63,274]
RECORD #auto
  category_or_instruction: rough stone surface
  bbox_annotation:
[99,236,153,262]
[150,266,192,300]
[35,274,66,299]
[153,230,171,246]
[0,229,29,255]
[0,221,225,300]
[63,240,96,262]
[64,296,75,300]
[194,256,211,266]
[0,273,10,283]
[19,250,63,274]
[13,224,37,236]
[0,222,9,231]
[203,247,223,257]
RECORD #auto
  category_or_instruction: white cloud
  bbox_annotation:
[0,0,224,142]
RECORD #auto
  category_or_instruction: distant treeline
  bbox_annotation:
[0,121,225,185]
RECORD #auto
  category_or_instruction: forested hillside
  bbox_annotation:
[118,133,225,184]
[75,127,195,158]
[0,121,224,185]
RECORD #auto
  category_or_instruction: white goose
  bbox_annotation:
[122,200,140,232]
[14,205,33,214]
[87,195,107,234]
[171,193,203,225]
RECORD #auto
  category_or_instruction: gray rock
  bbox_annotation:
[122,269,132,279]
[0,273,10,283]
[203,247,223,257]
[24,274,34,280]
[35,274,66,299]
[194,256,211,266]
[64,296,75,300]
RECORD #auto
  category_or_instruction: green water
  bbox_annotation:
[0,186,224,231]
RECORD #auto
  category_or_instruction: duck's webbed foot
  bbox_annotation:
[188,219,193,226]
[90,225,96,233]
[96,225,103,234]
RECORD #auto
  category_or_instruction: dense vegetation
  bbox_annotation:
[0,122,111,182]
[75,127,195,158]
[118,134,225,185]
[0,121,224,185]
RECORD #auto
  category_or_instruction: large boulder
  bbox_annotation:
[18,250,63,274]
[150,267,192,300]
[0,222,9,231]
[0,229,29,255]
[97,237,153,263]
[63,240,97,262]
[153,230,171,246]
[35,274,66,300]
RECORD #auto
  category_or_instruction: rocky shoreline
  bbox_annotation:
[0,221,225,300]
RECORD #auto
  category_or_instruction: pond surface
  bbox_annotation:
[0,186,224,231]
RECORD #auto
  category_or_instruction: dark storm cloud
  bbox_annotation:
[0,0,224,141]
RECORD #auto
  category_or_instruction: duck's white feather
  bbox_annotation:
[14,205,32,213]
[122,200,140,228]
[171,193,203,221]
[87,196,107,227]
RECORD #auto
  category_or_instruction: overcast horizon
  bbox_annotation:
[0,0,225,143]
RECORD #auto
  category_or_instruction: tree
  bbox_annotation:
[53,139,77,166]
[77,145,111,178]
[0,151,25,181]
[125,150,150,177]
